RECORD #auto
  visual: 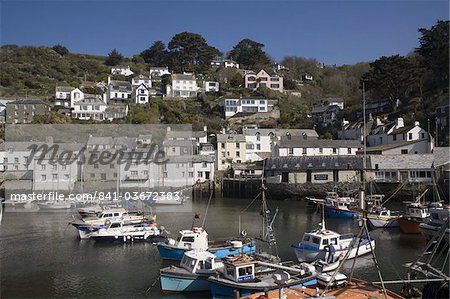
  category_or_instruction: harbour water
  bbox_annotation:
[0,198,427,298]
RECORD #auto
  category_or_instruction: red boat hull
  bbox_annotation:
[398,218,421,234]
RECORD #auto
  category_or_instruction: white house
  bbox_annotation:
[204,81,219,92]
[243,128,319,162]
[55,86,84,108]
[149,67,171,78]
[211,59,239,69]
[244,69,283,92]
[224,98,275,118]
[367,118,431,152]
[167,73,199,98]
[72,96,108,121]
[133,83,150,104]
[132,75,152,88]
[111,66,134,76]
[275,137,362,157]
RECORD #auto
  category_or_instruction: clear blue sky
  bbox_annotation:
[1,0,448,65]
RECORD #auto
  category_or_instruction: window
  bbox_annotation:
[52,165,57,171]
[401,149,408,154]
[64,174,70,180]
[322,239,329,245]
[236,151,240,157]
[408,133,413,140]
[197,171,203,178]
[421,133,425,139]
[313,237,320,244]
[393,135,397,141]
[41,175,46,181]
[256,133,260,141]
[94,163,99,169]
[202,162,207,168]
[270,84,280,88]
[289,148,294,155]
[347,148,351,154]
[221,143,225,149]
[14,157,19,163]
[181,236,195,243]
[52,174,58,180]
[236,143,240,149]
[90,173,95,178]
[333,148,337,154]
[101,173,106,180]
[302,148,307,155]
[256,144,261,150]
[61,165,66,170]
[188,172,194,178]
[41,165,46,170]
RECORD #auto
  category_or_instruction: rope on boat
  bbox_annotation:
[201,188,214,228]
[145,274,161,294]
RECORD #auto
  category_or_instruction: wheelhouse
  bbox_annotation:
[222,256,256,283]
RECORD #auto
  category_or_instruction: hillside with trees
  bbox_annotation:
[0,21,448,143]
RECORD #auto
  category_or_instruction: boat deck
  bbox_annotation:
[241,280,404,298]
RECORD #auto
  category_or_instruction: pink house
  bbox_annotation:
[244,69,284,92]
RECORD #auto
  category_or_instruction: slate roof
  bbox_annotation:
[56,86,75,93]
[389,125,415,135]
[369,154,435,170]
[216,134,246,143]
[172,74,196,81]
[433,147,450,167]
[265,156,366,171]
[363,140,424,153]
[243,128,319,138]
[311,104,342,114]
[278,138,362,149]
[105,104,128,114]
[8,99,51,106]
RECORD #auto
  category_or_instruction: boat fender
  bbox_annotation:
[105,220,111,225]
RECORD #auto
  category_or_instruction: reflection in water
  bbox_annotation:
[1,198,426,298]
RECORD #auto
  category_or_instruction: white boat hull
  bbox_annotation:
[293,239,375,262]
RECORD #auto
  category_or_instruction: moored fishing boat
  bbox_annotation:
[397,202,429,234]
[156,226,255,260]
[87,220,162,242]
[160,250,224,292]
[207,254,317,298]
[69,207,149,239]
[367,209,400,228]
[291,220,375,263]
[419,205,450,240]
[37,200,73,210]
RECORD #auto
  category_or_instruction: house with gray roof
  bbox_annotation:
[366,117,431,153]
[107,78,132,103]
[275,136,361,157]
[6,99,52,124]
[166,73,199,98]
[311,103,343,126]
[265,155,365,184]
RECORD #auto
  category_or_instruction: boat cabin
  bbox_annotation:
[222,255,256,283]
[180,250,223,274]
[301,229,342,250]
[175,227,209,250]
[366,194,385,210]
[407,203,429,219]
[429,207,450,223]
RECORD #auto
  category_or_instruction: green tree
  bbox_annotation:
[168,32,220,73]
[228,38,272,70]
[362,55,414,106]
[416,20,449,87]
[229,73,244,88]
[140,41,168,66]
[52,44,69,56]
[105,49,124,66]
[32,111,71,124]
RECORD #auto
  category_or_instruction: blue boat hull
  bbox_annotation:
[327,207,359,219]
[157,243,256,260]
[160,274,210,292]
[208,278,317,298]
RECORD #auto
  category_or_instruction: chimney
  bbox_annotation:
[376,117,383,126]
[166,126,171,132]
[396,117,404,128]
[203,126,207,132]
[414,121,420,126]
[107,76,111,85]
